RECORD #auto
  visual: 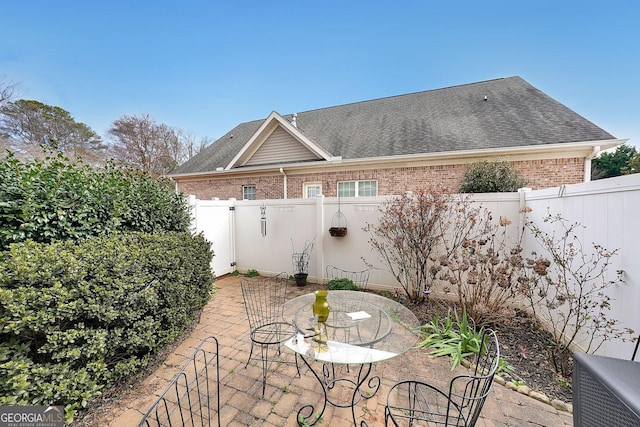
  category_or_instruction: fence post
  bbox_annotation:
[517,187,531,234]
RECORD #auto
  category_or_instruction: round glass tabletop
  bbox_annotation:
[283,290,420,364]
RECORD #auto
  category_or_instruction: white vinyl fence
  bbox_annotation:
[189,174,640,359]
[522,174,640,358]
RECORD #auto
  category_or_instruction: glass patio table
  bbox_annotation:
[283,290,419,426]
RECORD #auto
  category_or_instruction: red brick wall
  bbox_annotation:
[516,158,585,189]
[177,158,585,199]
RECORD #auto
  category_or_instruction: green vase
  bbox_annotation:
[312,290,330,323]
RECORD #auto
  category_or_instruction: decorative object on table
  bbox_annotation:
[314,321,328,351]
[260,204,267,237]
[291,237,315,286]
[240,273,299,396]
[312,290,330,322]
[312,290,330,347]
[384,328,499,427]
[326,265,370,290]
[328,196,347,237]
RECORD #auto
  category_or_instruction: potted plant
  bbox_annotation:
[291,238,315,286]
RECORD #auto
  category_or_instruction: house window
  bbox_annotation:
[358,180,378,197]
[243,185,256,200]
[337,180,377,197]
[303,182,322,198]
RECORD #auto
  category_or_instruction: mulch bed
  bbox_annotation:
[385,290,574,403]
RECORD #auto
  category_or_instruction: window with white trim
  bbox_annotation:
[303,182,322,198]
[337,180,377,197]
[243,185,256,200]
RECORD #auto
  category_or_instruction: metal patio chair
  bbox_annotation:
[325,265,370,290]
[139,336,220,427]
[241,273,298,396]
[632,331,639,361]
[384,329,500,427]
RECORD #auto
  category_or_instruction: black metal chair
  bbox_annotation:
[325,265,370,290]
[632,331,639,361]
[241,273,298,396]
[384,329,500,427]
[139,336,220,427]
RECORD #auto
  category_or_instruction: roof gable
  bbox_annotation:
[243,126,320,166]
[225,111,334,169]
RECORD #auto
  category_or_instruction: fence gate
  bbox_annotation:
[191,198,235,277]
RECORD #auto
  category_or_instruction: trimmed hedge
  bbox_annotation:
[0,152,191,251]
[0,232,214,414]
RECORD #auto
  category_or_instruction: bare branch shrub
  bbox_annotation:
[520,211,633,374]
[364,187,490,302]
[434,215,525,326]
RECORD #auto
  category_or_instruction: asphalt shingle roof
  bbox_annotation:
[174,76,615,175]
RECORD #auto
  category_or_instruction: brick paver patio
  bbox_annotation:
[89,275,573,426]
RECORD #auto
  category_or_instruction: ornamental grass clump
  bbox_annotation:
[417,308,486,370]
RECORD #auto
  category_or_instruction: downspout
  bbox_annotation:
[279,167,287,199]
[584,145,600,182]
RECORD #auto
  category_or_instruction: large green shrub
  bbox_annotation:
[0,151,191,250]
[459,159,527,193]
[0,232,213,415]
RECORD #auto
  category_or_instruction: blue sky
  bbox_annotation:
[2,1,638,149]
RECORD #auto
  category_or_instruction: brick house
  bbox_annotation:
[170,76,623,200]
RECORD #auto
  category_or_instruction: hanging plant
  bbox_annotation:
[329,197,348,237]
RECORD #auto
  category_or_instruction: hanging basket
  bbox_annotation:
[329,226,348,237]
[329,209,347,237]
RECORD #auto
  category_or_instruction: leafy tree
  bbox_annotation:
[459,159,527,193]
[0,99,105,159]
[623,151,640,175]
[591,144,638,179]
[108,114,183,176]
